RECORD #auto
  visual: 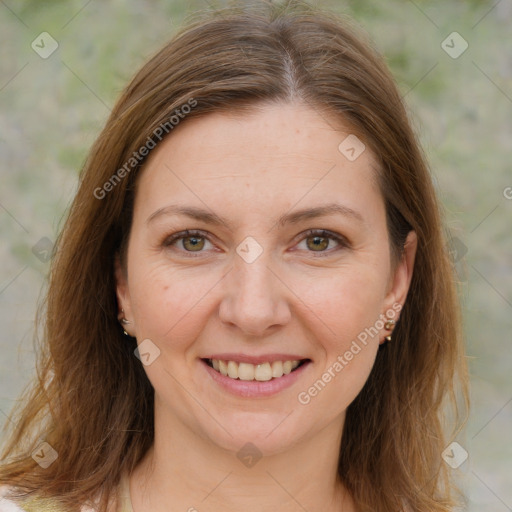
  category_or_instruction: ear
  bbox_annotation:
[114,253,135,337]
[381,231,417,337]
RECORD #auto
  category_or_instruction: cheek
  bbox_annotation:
[292,267,386,409]
[129,260,223,351]
[293,263,388,346]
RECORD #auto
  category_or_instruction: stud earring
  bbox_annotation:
[384,318,396,342]
[120,308,132,336]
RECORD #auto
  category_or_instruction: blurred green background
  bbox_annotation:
[1,0,511,509]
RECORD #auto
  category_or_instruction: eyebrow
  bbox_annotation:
[146,202,364,228]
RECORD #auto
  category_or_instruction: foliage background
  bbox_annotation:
[1,0,511,509]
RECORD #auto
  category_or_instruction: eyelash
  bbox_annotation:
[162,229,350,258]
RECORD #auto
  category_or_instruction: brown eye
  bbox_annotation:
[182,235,205,251]
[295,229,348,256]
[163,229,213,256]
[306,234,330,251]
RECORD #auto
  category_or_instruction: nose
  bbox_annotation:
[218,252,292,337]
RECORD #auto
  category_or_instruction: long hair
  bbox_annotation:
[0,2,468,511]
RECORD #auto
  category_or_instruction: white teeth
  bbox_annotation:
[271,361,283,378]
[227,361,238,379]
[218,360,228,376]
[238,362,255,381]
[254,362,272,381]
[209,359,303,381]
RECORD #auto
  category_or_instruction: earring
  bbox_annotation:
[120,308,132,336]
[384,319,396,342]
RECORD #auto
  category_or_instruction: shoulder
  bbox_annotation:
[0,485,98,512]
[0,484,120,512]
[0,486,26,512]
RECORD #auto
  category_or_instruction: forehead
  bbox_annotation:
[133,102,382,225]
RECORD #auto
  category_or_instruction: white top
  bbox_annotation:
[0,488,23,512]
[0,473,133,512]
[0,486,29,512]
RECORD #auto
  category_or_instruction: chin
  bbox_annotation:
[198,410,309,458]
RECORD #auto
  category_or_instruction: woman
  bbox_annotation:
[0,1,468,511]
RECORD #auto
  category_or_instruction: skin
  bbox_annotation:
[115,102,417,512]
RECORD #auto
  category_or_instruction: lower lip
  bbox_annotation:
[201,359,311,398]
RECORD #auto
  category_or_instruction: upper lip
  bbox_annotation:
[202,353,309,365]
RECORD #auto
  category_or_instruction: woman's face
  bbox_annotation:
[116,102,416,455]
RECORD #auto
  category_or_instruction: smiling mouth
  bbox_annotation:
[203,358,309,381]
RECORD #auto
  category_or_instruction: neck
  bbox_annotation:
[130,406,354,512]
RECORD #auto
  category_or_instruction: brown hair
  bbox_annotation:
[0,2,468,511]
